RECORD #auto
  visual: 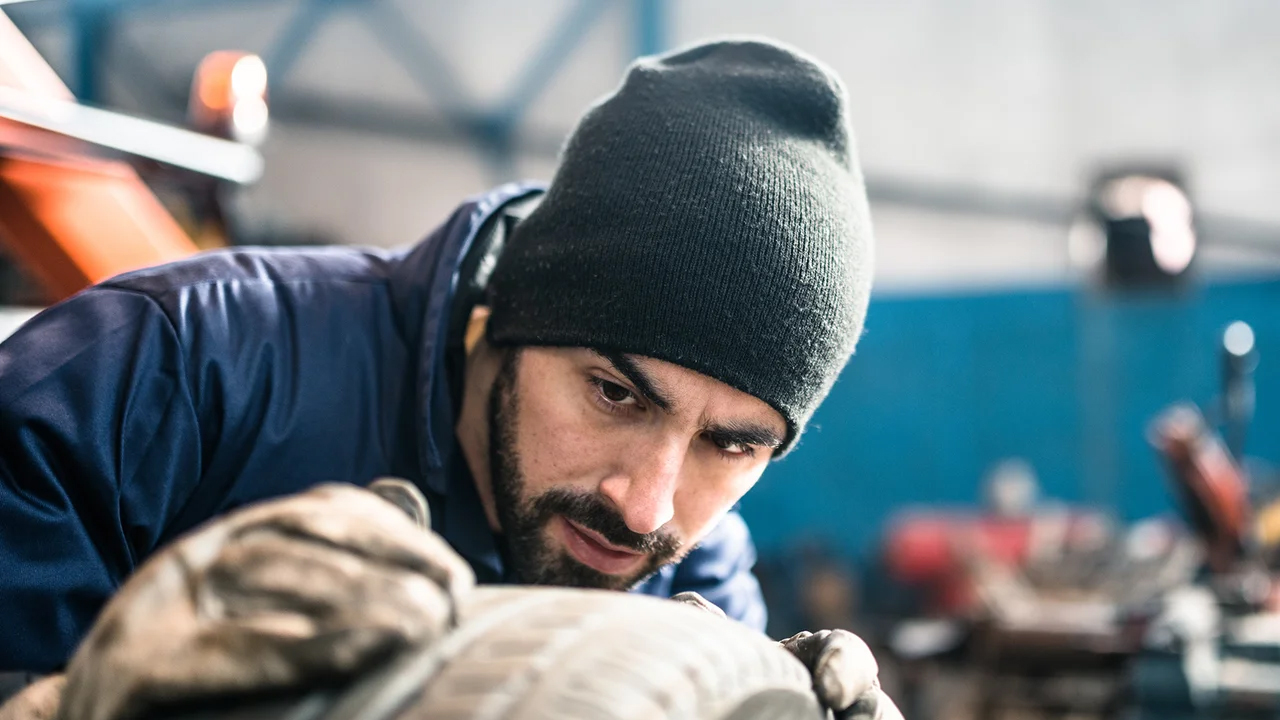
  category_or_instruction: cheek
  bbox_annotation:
[672,462,767,543]
[511,373,613,492]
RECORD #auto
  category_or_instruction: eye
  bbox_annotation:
[706,434,756,459]
[590,377,640,410]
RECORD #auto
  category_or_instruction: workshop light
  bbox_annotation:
[1223,321,1255,360]
[1142,180,1196,274]
[1085,169,1197,289]
[231,96,269,146]
[189,51,269,146]
[230,55,268,102]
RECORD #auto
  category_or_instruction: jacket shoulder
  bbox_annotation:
[100,246,396,301]
[666,511,767,631]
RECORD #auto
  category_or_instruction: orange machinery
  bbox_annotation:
[0,10,262,301]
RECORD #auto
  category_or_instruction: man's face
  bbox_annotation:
[486,347,785,590]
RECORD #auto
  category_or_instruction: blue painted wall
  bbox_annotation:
[740,275,1280,558]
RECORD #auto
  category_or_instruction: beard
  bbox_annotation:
[488,349,683,590]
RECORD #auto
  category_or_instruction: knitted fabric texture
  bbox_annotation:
[486,37,874,452]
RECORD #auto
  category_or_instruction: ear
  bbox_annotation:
[465,306,492,355]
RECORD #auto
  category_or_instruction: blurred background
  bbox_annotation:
[4,1,1280,717]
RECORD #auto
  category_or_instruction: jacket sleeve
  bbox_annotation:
[0,288,202,672]
[669,511,768,633]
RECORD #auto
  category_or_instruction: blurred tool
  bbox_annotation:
[1135,331,1280,719]
[1151,405,1250,576]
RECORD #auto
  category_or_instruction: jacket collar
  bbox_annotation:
[409,182,545,495]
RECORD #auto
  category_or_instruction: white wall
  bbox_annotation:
[13,0,1280,288]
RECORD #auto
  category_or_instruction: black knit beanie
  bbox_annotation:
[486,37,873,453]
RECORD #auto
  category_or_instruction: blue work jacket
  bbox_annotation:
[0,184,766,672]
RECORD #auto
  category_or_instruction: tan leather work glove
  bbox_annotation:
[58,480,473,720]
[672,593,903,720]
[779,630,904,720]
[0,676,63,720]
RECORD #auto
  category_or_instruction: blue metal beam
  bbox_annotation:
[262,0,338,89]
[357,0,472,117]
[490,0,611,129]
[633,0,666,58]
[14,0,622,183]
[67,0,113,103]
[7,0,285,30]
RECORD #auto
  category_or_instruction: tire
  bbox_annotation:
[152,586,822,720]
[320,586,825,720]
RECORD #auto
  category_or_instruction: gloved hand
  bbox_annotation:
[671,593,903,720]
[58,480,473,720]
[0,676,63,720]
[779,630,904,720]
[670,591,728,618]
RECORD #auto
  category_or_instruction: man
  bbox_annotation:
[0,37,888,717]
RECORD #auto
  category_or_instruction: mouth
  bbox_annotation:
[555,515,648,576]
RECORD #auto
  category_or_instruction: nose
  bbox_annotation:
[598,436,684,536]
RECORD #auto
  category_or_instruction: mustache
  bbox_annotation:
[532,488,681,557]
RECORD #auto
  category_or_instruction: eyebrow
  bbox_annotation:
[596,350,673,412]
[703,422,785,451]
[593,350,784,449]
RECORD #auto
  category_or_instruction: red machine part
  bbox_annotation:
[884,513,1034,614]
[1150,405,1250,573]
[883,510,1108,615]
[0,11,197,301]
